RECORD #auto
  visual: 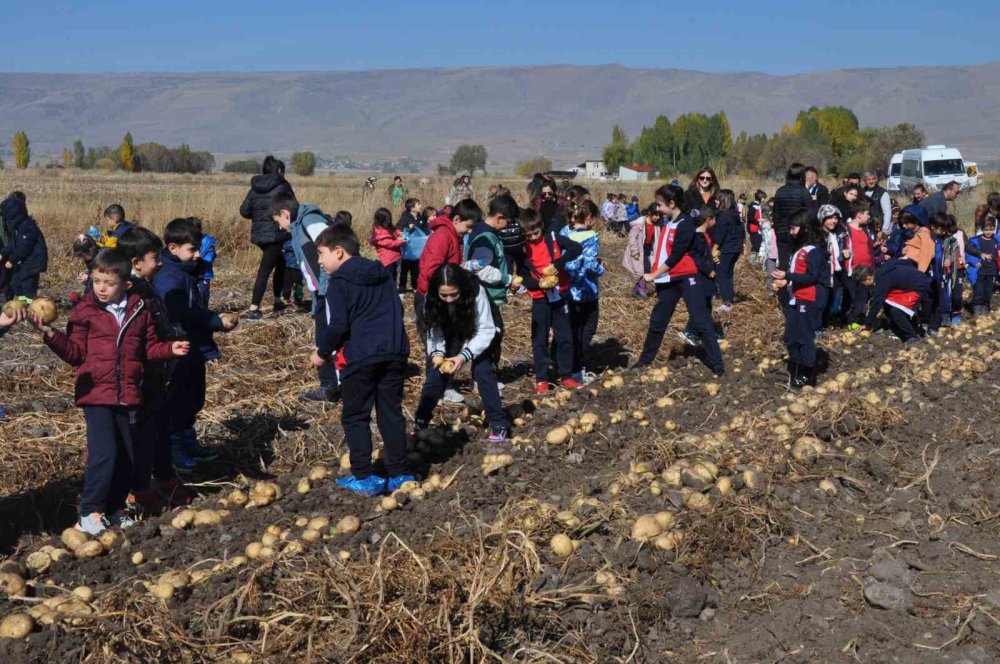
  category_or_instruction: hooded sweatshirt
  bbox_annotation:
[559,225,605,302]
[289,204,331,296]
[153,249,224,361]
[0,196,48,278]
[239,173,295,245]
[417,217,462,295]
[316,256,409,377]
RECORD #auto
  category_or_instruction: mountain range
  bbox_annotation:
[2,63,998,169]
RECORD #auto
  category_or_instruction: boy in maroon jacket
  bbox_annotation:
[29,248,189,534]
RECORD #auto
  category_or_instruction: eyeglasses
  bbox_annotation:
[698,176,712,182]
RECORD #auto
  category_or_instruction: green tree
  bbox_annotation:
[118,132,136,172]
[602,125,632,173]
[223,158,262,174]
[632,115,673,172]
[12,131,30,169]
[450,145,487,174]
[514,156,553,177]
[290,151,317,176]
[73,139,86,168]
[862,123,925,175]
[796,106,860,169]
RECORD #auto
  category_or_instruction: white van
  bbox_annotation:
[899,145,970,193]
[887,153,903,191]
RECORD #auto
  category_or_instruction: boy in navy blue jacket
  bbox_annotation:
[153,217,237,473]
[856,259,931,343]
[0,193,48,299]
[312,226,412,497]
[966,219,999,315]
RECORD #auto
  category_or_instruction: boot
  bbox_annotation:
[786,361,798,390]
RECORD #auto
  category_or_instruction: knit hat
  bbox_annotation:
[817,204,842,221]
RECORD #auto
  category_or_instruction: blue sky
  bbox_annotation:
[5,0,999,74]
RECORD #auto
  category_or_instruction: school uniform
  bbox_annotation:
[843,223,875,325]
[865,259,932,341]
[636,214,724,374]
[711,210,744,305]
[966,234,1000,311]
[784,244,823,377]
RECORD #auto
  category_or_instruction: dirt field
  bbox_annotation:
[1,171,999,663]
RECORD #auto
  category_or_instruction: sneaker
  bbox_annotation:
[386,474,417,492]
[171,441,196,474]
[300,386,341,403]
[677,331,700,347]
[488,427,509,444]
[441,389,464,404]
[127,490,162,517]
[182,428,218,461]
[243,309,264,321]
[535,381,550,395]
[155,478,195,508]
[336,474,387,496]
[559,377,584,390]
[846,323,861,331]
[950,315,962,326]
[75,512,109,536]
[580,371,598,386]
[272,300,288,313]
[109,510,136,529]
[715,303,733,313]
[496,381,506,391]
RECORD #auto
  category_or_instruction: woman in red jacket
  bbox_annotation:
[30,248,188,535]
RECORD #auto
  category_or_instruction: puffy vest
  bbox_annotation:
[865,186,888,225]
[788,245,817,303]
[466,229,509,305]
[651,218,697,283]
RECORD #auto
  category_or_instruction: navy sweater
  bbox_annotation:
[865,259,932,328]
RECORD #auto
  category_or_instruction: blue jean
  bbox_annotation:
[415,336,508,430]
[715,252,739,304]
[531,297,573,381]
[81,406,136,516]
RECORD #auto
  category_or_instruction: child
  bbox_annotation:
[397,198,427,292]
[153,218,235,472]
[623,205,659,298]
[71,234,99,304]
[279,238,308,309]
[270,192,341,402]
[388,176,405,207]
[680,206,719,347]
[843,201,875,328]
[947,215,966,325]
[771,209,826,390]
[711,190,745,311]
[0,193,48,300]
[899,206,934,272]
[560,200,605,382]
[104,204,136,241]
[966,217,1000,315]
[414,264,510,442]
[312,226,412,496]
[929,213,961,329]
[856,260,931,344]
[518,208,583,393]
[747,190,766,263]
[635,184,724,376]
[819,205,847,327]
[369,207,405,285]
[758,217,778,291]
[192,219,217,309]
[117,226,193,512]
[30,248,189,533]
[466,195,519,366]
[416,200,478,340]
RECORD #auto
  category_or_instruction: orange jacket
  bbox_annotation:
[902,227,934,272]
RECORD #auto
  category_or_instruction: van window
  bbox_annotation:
[902,160,919,178]
[922,159,964,177]
[889,163,901,176]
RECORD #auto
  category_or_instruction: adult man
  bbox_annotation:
[919,181,960,218]
[862,172,892,233]
[911,184,928,205]
[804,167,830,205]
[771,163,813,273]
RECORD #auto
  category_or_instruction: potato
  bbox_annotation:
[25,551,52,575]
[261,533,279,547]
[631,410,647,421]
[337,515,361,535]
[61,527,89,551]
[131,551,145,566]
[308,465,329,481]
[29,297,58,325]
[0,613,34,639]
[653,512,675,529]
[538,275,559,290]
[818,479,839,496]
[550,534,575,558]
[431,355,446,369]
[655,396,675,408]
[711,476,733,498]
[2,298,28,318]
[72,586,94,603]
[150,583,175,600]
[296,478,311,494]
[546,426,571,445]
[741,469,764,493]
[791,436,825,462]
[340,453,352,471]
[683,489,711,512]
[0,572,27,598]
[301,529,321,544]
[631,515,663,541]
[338,550,352,562]
[704,383,720,397]
[160,571,191,590]
[307,516,330,531]
[219,312,240,329]
[194,510,222,527]
[654,532,681,551]
[171,509,196,530]
[98,529,119,549]
[380,496,398,511]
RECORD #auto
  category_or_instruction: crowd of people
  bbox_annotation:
[0,157,996,533]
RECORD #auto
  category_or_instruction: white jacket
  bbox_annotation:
[426,285,497,363]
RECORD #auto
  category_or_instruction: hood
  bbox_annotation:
[333,256,390,286]
[250,173,288,195]
[903,204,930,228]
[294,203,324,223]
[430,216,457,236]
[160,248,201,275]
[567,228,598,243]
[0,196,29,224]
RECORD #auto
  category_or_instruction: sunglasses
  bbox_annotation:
[698,176,712,182]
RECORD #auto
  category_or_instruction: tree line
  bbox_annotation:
[602,107,925,178]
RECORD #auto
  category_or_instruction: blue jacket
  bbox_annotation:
[866,258,931,328]
[558,226,604,302]
[108,221,136,240]
[316,256,409,377]
[966,234,1000,285]
[0,196,48,278]
[281,239,297,266]
[289,204,330,299]
[152,249,223,361]
[199,234,217,281]
[711,210,745,254]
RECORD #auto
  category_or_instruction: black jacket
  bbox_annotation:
[807,183,830,205]
[866,259,931,328]
[152,249,224,361]
[239,174,295,245]
[396,211,429,235]
[0,196,48,278]
[772,180,813,241]
[684,187,717,213]
[317,256,409,377]
[711,210,745,254]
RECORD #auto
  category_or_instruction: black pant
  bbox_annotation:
[414,292,427,341]
[784,302,820,368]
[166,356,206,435]
[569,300,599,374]
[81,406,136,516]
[415,338,508,430]
[386,260,399,285]
[715,252,739,304]
[749,232,762,254]
[844,278,870,325]
[399,260,419,291]
[531,297,573,381]
[280,266,303,301]
[340,361,409,479]
[133,392,174,492]
[8,272,40,299]
[886,305,919,340]
[251,242,286,307]
[638,277,724,373]
[974,275,996,309]
[313,299,340,390]
[776,238,794,306]
[950,276,964,316]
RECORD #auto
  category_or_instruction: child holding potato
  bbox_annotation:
[559,199,605,383]
[517,209,582,394]
[29,248,190,534]
[414,263,510,443]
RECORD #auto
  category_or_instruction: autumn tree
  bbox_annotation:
[514,156,553,177]
[118,132,136,172]
[62,148,73,166]
[449,145,487,174]
[291,151,317,176]
[12,132,30,169]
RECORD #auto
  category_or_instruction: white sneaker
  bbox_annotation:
[580,371,598,386]
[110,510,136,529]
[76,512,110,535]
[441,389,465,404]
[496,381,505,391]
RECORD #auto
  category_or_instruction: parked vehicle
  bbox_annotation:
[887,152,903,192]
[899,145,971,194]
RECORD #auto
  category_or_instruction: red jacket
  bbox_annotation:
[417,217,462,295]
[45,292,176,407]
[370,226,405,267]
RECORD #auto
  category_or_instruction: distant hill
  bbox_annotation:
[2,63,999,168]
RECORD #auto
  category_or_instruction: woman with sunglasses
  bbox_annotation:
[684,167,720,213]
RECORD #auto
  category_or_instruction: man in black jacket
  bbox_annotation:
[771,163,813,273]
[804,167,830,205]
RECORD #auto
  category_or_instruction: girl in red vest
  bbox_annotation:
[635,184,724,375]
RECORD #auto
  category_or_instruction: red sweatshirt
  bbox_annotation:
[417,217,462,295]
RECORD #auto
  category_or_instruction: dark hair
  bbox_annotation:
[696,205,718,222]
[982,216,998,232]
[103,204,125,222]
[261,155,283,176]
[488,194,519,221]
[269,192,299,219]
[72,235,98,259]
[404,197,420,213]
[423,263,479,348]
[573,199,600,225]
[92,247,132,283]
[689,166,720,196]
[930,212,950,229]
[315,225,360,256]
[945,213,958,234]
[899,210,921,227]
[788,208,823,247]
[654,183,686,211]
[452,198,483,225]
[986,191,1000,212]
[163,217,203,247]
[519,207,543,234]
[644,203,661,219]
[944,180,961,193]
[843,184,862,198]
[716,189,736,212]
[852,264,875,283]
[117,226,163,261]
[568,184,590,200]
[373,207,393,231]
[754,189,767,202]
[845,172,862,182]
[332,210,353,228]
[913,183,927,194]
[786,163,807,184]
[848,201,871,219]
[804,166,818,177]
